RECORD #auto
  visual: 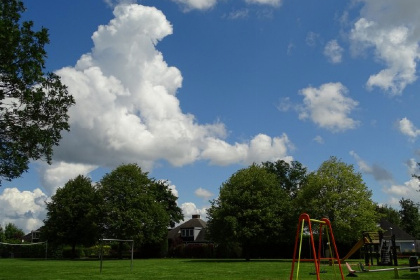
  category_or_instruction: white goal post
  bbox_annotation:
[99,238,134,273]
[0,241,48,259]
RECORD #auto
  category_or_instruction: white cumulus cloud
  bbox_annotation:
[298,82,359,132]
[180,202,207,221]
[0,188,48,233]
[398,117,420,141]
[39,4,292,193]
[350,1,420,95]
[201,133,293,165]
[195,187,214,199]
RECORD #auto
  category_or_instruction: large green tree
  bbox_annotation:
[97,164,178,247]
[0,0,75,184]
[295,157,378,243]
[207,164,291,260]
[43,175,100,257]
[399,198,420,239]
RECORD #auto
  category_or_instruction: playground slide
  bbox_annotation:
[341,238,365,261]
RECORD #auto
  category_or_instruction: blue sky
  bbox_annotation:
[1,0,420,233]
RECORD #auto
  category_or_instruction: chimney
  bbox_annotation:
[192,214,200,219]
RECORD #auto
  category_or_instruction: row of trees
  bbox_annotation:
[2,157,420,260]
[207,157,420,260]
[42,164,183,257]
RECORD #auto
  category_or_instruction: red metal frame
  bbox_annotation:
[289,213,344,280]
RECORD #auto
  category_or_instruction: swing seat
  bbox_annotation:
[345,262,358,277]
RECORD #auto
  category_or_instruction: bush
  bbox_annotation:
[62,246,85,258]
[0,243,47,258]
[84,245,111,258]
[170,243,215,258]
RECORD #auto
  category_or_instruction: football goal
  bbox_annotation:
[99,238,134,273]
[0,241,48,259]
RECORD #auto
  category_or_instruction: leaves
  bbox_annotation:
[207,164,290,258]
[43,175,99,250]
[97,164,181,245]
[0,0,75,184]
[296,156,378,243]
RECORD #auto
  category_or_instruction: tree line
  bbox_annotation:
[2,158,420,259]
[42,163,183,258]
[206,157,420,260]
[39,157,420,259]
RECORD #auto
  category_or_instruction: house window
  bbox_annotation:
[181,228,194,237]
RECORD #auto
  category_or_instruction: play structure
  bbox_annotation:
[290,213,345,280]
[342,231,398,266]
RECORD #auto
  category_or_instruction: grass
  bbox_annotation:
[1,258,420,280]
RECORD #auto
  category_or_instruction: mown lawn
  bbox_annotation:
[1,258,420,280]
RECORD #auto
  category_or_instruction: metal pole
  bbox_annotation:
[131,241,134,271]
[100,239,103,273]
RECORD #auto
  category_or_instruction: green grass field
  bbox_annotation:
[1,258,420,280]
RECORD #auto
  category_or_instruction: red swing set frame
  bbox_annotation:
[290,213,345,280]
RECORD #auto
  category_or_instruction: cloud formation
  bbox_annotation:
[350,1,420,95]
[195,187,214,199]
[180,202,207,221]
[298,83,359,132]
[0,188,47,233]
[41,3,292,192]
[398,117,420,141]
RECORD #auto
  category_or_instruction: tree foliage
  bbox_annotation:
[262,160,308,199]
[4,223,24,242]
[151,180,183,228]
[296,156,378,243]
[413,162,420,191]
[0,0,75,184]
[376,204,401,227]
[43,175,99,257]
[0,226,3,242]
[98,164,180,246]
[399,198,420,239]
[207,164,291,260]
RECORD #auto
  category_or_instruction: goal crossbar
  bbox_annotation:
[0,241,48,259]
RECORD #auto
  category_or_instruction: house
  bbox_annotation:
[168,214,210,245]
[22,230,41,243]
[379,219,420,253]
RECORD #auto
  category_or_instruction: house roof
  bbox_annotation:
[379,218,415,240]
[168,215,208,242]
